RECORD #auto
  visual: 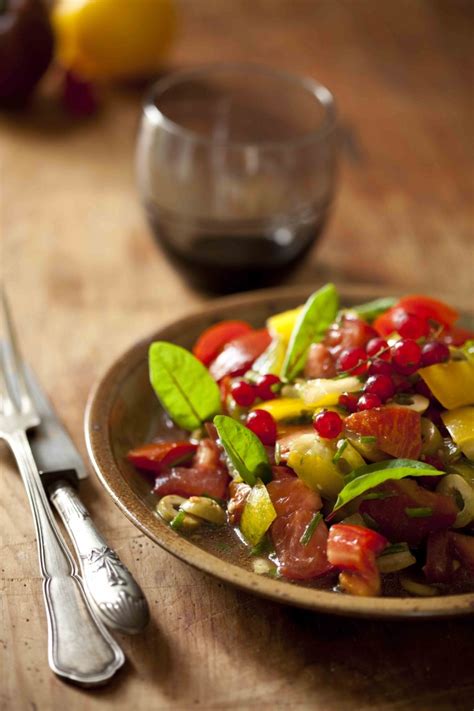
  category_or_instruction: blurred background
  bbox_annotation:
[1,1,472,356]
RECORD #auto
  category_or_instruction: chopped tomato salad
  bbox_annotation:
[128,287,474,598]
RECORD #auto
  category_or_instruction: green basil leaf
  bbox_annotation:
[214,415,271,486]
[282,283,339,381]
[149,342,221,431]
[332,459,445,513]
[352,297,397,323]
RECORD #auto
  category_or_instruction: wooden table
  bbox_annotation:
[2,1,473,709]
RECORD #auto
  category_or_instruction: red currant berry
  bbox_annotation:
[255,374,281,401]
[230,380,256,407]
[395,312,430,339]
[421,341,450,367]
[366,337,391,361]
[368,358,393,376]
[364,374,395,401]
[246,409,277,446]
[391,339,422,375]
[338,393,359,412]
[313,410,343,439]
[357,393,382,411]
[336,347,368,375]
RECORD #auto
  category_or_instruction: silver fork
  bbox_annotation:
[0,289,125,686]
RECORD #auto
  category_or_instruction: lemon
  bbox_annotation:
[53,0,177,80]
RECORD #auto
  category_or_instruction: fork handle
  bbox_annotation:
[8,431,125,686]
[49,482,149,634]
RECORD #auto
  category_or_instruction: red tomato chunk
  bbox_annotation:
[267,477,322,517]
[360,479,457,546]
[227,480,251,525]
[209,329,271,381]
[127,441,197,473]
[304,343,337,379]
[271,465,297,481]
[271,511,332,580]
[423,531,454,583]
[325,315,377,360]
[153,439,229,500]
[327,524,387,596]
[268,477,329,580]
[373,296,459,337]
[450,533,474,574]
[193,320,252,365]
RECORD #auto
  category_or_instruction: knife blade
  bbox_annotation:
[26,367,87,484]
[25,368,149,635]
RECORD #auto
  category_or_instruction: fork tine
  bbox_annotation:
[0,286,34,414]
[0,342,17,417]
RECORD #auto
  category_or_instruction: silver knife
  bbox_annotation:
[26,368,149,635]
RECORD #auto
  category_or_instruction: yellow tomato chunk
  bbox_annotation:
[442,406,474,460]
[266,306,303,343]
[419,360,474,409]
[287,434,365,500]
[255,398,314,421]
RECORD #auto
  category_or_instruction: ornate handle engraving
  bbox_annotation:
[50,483,149,635]
[9,431,125,685]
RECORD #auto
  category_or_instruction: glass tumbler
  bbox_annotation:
[136,64,338,293]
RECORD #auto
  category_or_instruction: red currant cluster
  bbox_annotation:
[230,373,281,408]
[238,315,452,447]
[336,333,449,415]
[230,375,281,447]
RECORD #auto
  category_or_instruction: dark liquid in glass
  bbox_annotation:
[146,202,329,294]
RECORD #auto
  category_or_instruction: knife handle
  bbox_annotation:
[8,431,125,685]
[50,482,149,635]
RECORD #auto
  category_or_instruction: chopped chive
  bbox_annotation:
[266,567,281,579]
[250,535,273,557]
[404,507,433,518]
[379,542,409,557]
[170,510,186,530]
[300,512,323,546]
[360,436,377,444]
[393,393,414,405]
[333,371,351,380]
[362,491,396,501]
[332,438,348,463]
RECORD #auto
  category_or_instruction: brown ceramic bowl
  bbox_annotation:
[85,284,474,619]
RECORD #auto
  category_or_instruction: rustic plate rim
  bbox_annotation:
[84,283,474,619]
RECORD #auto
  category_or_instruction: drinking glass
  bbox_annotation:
[136,64,338,293]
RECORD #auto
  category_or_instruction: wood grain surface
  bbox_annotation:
[1,1,473,709]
